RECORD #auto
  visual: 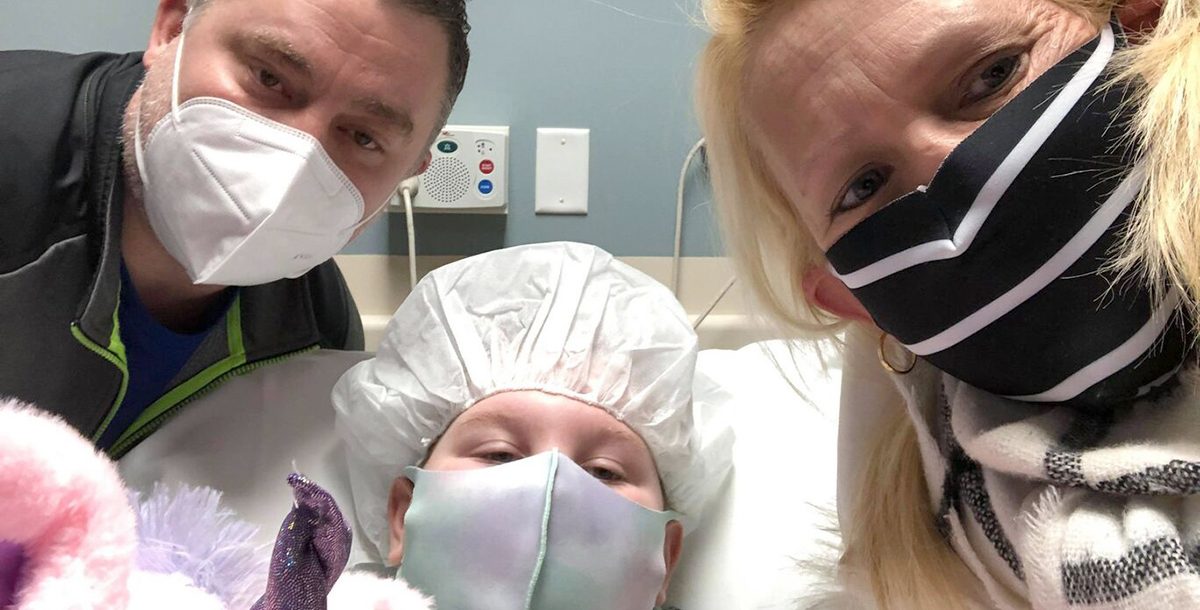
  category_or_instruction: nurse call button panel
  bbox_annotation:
[415,125,509,212]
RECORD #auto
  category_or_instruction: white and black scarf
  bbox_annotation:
[892,357,1200,609]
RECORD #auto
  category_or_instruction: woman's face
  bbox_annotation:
[743,0,1100,249]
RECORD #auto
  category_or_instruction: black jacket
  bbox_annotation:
[0,50,364,457]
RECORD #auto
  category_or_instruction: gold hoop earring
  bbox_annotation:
[878,332,917,375]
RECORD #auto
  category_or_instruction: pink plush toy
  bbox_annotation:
[0,399,433,610]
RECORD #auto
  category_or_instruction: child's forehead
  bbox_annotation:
[448,391,649,450]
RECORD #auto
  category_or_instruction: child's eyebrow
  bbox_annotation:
[449,409,518,435]
[589,422,651,459]
[603,423,645,446]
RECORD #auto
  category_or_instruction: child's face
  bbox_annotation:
[385,391,684,603]
[427,390,666,509]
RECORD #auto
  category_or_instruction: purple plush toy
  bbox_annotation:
[0,399,435,610]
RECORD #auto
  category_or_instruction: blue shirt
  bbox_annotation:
[96,264,233,450]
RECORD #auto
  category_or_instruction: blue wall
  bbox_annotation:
[2,0,720,256]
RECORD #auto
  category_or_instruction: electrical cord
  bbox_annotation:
[398,177,421,290]
[673,138,706,296]
[671,138,737,330]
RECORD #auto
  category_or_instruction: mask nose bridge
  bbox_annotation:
[899,115,966,193]
[523,449,561,609]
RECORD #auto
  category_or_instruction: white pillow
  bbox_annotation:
[667,340,842,609]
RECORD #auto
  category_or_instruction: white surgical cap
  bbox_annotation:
[333,241,734,564]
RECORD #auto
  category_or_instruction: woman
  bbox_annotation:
[698,0,1198,608]
[331,241,734,609]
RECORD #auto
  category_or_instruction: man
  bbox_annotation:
[0,0,469,457]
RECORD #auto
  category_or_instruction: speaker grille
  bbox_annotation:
[422,157,472,204]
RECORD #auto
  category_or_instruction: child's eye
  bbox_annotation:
[481,451,519,464]
[586,465,625,483]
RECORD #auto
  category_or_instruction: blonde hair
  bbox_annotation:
[697,1,1200,608]
[838,407,984,608]
[698,0,835,338]
[1110,2,1200,320]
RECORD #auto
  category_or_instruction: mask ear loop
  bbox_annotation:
[339,175,414,238]
[347,191,392,234]
[341,171,415,237]
[523,450,560,609]
[170,30,185,119]
[133,28,189,189]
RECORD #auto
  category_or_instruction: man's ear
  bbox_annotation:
[415,151,432,176]
[655,520,685,606]
[1116,0,1162,35]
[144,0,189,70]
[386,476,416,567]
[801,266,873,324]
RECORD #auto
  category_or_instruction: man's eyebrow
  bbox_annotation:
[233,30,314,79]
[353,97,414,136]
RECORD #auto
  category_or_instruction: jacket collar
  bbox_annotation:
[75,53,142,346]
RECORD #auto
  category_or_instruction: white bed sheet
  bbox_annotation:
[668,342,841,609]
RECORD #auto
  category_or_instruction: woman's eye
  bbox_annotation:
[836,167,890,213]
[353,130,382,152]
[586,465,625,483]
[257,68,282,91]
[965,55,1021,103]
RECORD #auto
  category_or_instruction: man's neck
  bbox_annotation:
[119,87,229,334]
[120,193,229,334]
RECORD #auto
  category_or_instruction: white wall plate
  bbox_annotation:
[534,127,589,215]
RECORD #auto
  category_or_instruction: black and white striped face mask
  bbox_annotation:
[825,23,1190,410]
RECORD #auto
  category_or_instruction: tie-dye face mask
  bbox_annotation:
[398,450,678,610]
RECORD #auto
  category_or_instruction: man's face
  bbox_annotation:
[136,0,448,227]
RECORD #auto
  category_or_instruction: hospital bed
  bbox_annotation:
[119,334,841,609]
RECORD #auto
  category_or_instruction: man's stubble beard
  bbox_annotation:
[120,40,177,209]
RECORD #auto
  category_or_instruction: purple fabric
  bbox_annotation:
[251,474,352,610]
[133,484,268,608]
[0,540,26,607]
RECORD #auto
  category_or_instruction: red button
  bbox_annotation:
[479,159,495,175]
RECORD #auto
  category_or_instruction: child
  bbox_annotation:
[333,241,735,609]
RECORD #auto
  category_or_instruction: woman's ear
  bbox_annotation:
[144,0,189,69]
[386,476,416,567]
[655,520,685,606]
[801,266,873,324]
[1116,0,1162,34]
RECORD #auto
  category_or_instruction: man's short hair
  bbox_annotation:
[184,0,470,127]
